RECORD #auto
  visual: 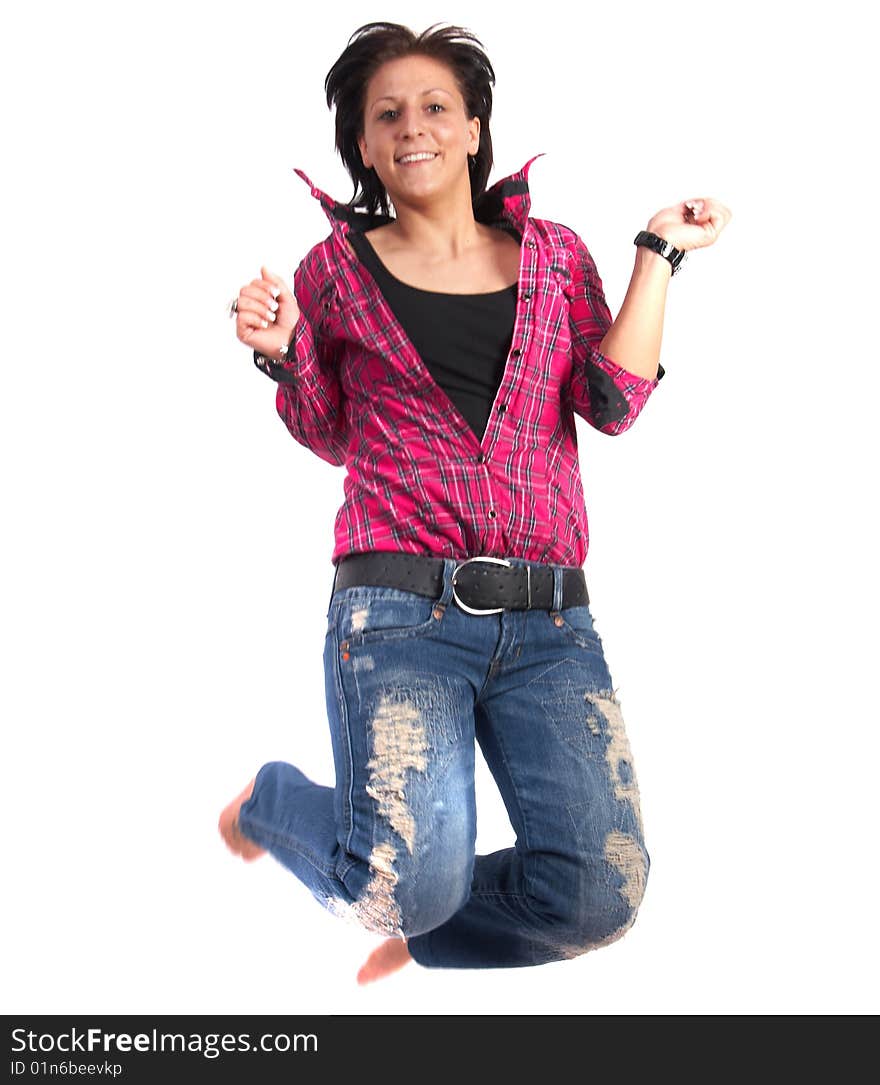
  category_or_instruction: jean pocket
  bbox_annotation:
[549,604,605,654]
[328,586,442,646]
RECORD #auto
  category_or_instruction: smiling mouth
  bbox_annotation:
[396,153,439,166]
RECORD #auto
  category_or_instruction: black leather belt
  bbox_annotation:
[332,551,588,614]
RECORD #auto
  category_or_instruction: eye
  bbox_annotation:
[378,103,445,121]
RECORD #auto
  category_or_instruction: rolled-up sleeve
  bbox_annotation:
[564,232,664,436]
[253,251,348,466]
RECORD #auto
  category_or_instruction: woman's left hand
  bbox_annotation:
[646,198,732,251]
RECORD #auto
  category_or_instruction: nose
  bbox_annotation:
[397,107,426,140]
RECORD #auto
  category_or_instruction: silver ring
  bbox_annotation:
[227,297,239,319]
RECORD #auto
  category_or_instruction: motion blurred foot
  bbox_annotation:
[218,777,266,862]
[356,937,413,985]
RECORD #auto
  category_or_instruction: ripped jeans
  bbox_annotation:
[237,556,650,969]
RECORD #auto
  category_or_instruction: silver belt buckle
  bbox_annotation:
[451,556,514,615]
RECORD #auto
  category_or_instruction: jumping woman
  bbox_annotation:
[222,20,731,984]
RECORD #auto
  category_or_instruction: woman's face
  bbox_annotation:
[357,54,480,207]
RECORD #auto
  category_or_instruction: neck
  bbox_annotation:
[385,172,482,258]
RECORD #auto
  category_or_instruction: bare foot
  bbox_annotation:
[356,937,413,985]
[218,777,266,862]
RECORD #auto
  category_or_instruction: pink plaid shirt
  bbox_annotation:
[254,153,665,567]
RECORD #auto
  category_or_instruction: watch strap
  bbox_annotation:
[633,230,687,275]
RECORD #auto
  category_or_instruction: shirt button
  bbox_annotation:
[527,240,537,249]
[488,509,497,519]
[511,348,521,358]
[476,453,485,464]
[497,403,507,414]
[522,290,533,301]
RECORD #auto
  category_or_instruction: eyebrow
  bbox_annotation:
[371,88,452,108]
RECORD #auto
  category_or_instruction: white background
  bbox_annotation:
[3,0,877,1015]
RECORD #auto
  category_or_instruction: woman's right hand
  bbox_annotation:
[234,265,301,362]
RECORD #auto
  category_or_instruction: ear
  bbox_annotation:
[468,116,480,157]
[357,134,371,171]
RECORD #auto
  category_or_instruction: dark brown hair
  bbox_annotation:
[324,21,496,217]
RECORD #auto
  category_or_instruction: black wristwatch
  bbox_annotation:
[633,230,687,275]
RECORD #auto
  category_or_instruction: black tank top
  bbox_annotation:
[348,229,518,442]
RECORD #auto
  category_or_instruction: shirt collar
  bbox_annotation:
[291,152,546,240]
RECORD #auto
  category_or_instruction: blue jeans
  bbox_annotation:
[237,556,650,969]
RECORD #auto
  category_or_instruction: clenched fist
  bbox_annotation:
[233,265,301,362]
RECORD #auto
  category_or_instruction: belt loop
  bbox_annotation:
[551,564,564,613]
[329,561,340,612]
[437,557,457,608]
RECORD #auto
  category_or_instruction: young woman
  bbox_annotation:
[223,21,731,985]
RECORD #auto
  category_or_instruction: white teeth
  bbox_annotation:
[398,152,437,164]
